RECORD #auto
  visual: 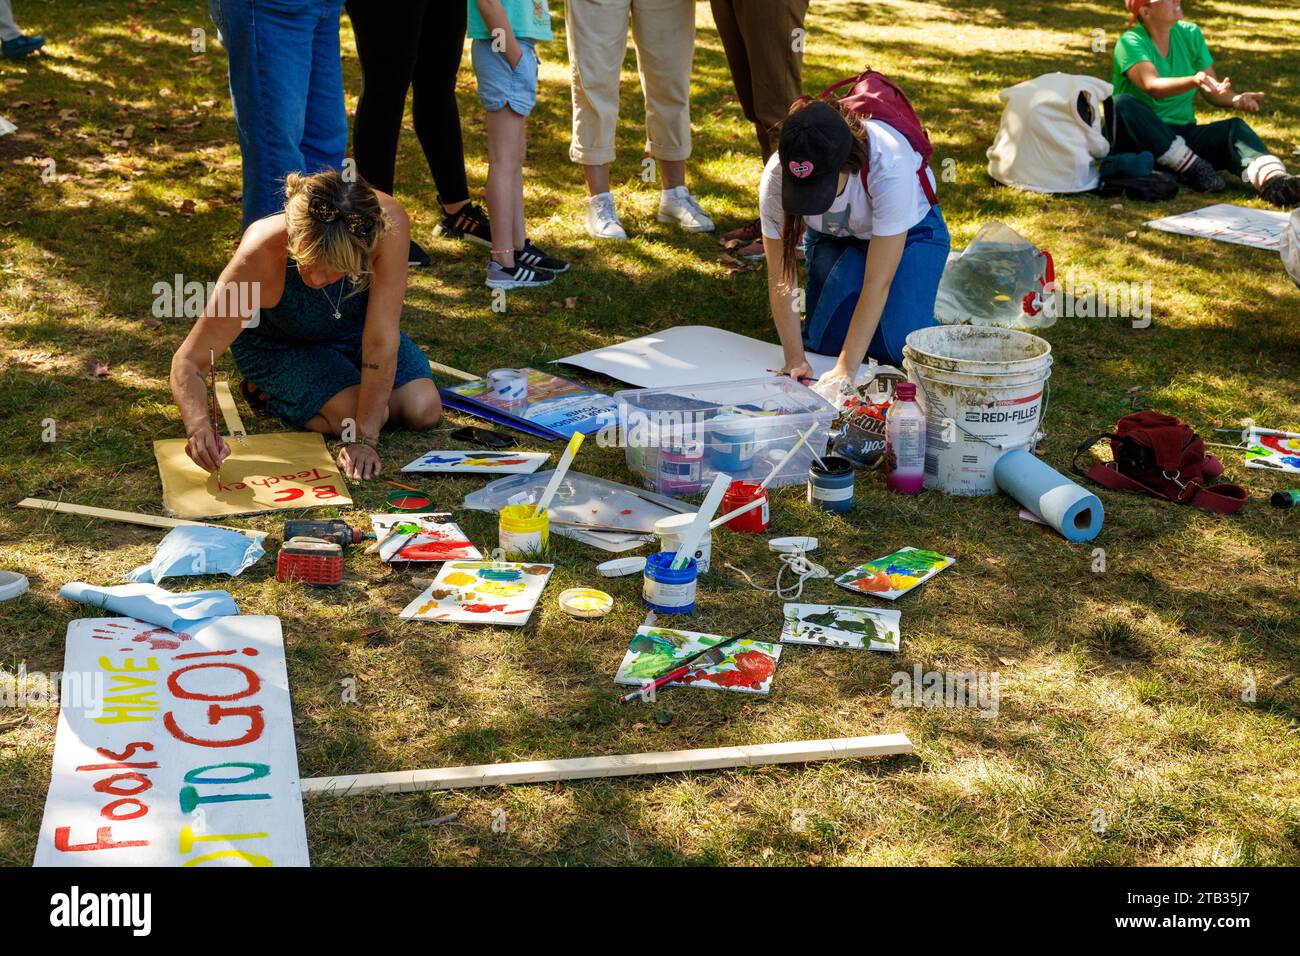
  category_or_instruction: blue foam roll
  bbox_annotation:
[994,449,1103,542]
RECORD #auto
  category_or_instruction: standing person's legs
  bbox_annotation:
[411,0,472,212]
[0,1,22,41]
[566,0,632,238]
[345,0,422,195]
[632,0,712,231]
[212,0,321,227]
[709,0,758,151]
[735,0,807,159]
[300,1,348,175]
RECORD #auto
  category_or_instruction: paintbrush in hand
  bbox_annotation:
[618,618,777,704]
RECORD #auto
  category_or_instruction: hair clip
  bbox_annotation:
[308,197,373,238]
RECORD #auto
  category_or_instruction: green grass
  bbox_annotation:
[2,0,1299,866]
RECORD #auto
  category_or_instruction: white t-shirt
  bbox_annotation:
[759,119,934,241]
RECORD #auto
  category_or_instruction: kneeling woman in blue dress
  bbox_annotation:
[169,171,441,481]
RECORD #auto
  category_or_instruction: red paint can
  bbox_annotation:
[720,480,769,533]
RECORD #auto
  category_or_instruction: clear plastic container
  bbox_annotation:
[615,376,837,497]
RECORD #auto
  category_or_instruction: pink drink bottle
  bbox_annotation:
[886,382,926,494]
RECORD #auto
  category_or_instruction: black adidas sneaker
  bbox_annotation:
[516,239,569,274]
[437,201,492,247]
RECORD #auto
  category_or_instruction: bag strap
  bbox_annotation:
[1184,480,1248,514]
[1071,432,1120,481]
[819,70,868,99]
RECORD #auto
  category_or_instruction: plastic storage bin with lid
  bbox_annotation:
[615,376,837,497]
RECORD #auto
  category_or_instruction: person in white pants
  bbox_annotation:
[564,0,713,240]
[0,0,45,59]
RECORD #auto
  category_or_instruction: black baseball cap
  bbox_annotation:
[779,101,854,217]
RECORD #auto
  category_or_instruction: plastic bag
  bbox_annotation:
[934,222,1056,329]
[1283,208,1300,290]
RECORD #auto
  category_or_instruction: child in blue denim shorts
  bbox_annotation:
[470,1,569,289]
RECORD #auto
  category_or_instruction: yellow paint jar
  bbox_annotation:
[498,504,549,560]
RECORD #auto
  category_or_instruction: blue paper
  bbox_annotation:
[126,525,265,584]
[994,450,1103,542]
[59,582,240,633]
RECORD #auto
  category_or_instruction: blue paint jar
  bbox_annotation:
[642,551,697,615]
[707,414,756,472]
[807,456,855,513]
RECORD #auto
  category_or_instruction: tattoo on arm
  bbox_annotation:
[361,362,380,371]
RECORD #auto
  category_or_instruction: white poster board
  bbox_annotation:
[554,325,869,389]
[34,615,309,867]
[1145,203,1289,251]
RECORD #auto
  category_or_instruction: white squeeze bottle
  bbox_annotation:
[886,382,926,494]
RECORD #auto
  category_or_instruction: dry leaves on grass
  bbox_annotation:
[84,358,110,379]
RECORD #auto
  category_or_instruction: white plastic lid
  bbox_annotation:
[0,571,30,602]
[596,556,648,577]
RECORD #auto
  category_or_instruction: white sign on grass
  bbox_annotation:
[34,615,309,867]
[1145,202,1290,251]
[554,325,873,389]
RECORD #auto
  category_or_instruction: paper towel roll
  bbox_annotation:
[994,450,1103,542]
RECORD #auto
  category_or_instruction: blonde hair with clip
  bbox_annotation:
[283,170,390,294]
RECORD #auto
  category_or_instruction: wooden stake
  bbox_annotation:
[301,733,913,796]
[17,498,268,538]
[427,361,478,382]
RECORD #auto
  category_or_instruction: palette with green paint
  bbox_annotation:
[614,626,782,695]
[835,547,955,601]
[782,603,901,651]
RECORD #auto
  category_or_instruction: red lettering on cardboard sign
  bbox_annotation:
[164,704,265,748]
[54,826,148,852]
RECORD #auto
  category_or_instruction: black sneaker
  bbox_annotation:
[486,260,556,290]
[516,239,569,273]
[408,240,430,267]
[1261,174,1300,208]
[1179,157,1226,193]
[438,200,492,247]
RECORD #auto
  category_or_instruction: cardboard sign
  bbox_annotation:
[34,615,309,867]
[153,383,350,518]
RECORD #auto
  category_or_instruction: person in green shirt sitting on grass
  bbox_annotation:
[1111,0,1300,207]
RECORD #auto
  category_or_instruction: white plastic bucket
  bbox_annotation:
[902,326,1053,496]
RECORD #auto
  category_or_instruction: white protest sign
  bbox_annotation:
[34,615,309,867]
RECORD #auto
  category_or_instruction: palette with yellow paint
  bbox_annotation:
[558,587,613,619]
[399,560,553,626]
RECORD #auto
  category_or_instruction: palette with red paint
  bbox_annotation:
[399,560,554,626]
[369,512,483,563]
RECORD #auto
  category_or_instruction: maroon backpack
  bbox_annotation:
[1072,411,1248,514]
[819,68,938,205]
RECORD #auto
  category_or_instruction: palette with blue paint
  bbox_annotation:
[401,450,550,475]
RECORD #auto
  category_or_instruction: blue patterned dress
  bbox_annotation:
[230,263,432,427]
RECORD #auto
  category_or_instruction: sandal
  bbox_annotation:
[238,378,271,415]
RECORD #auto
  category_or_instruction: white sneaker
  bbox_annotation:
[585,192,628,241]
[657,185,714,233]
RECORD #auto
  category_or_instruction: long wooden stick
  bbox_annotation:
[17,497,268,538]
[301,733,913,796]
[427,360,478,382]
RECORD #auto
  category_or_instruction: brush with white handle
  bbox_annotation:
[532,433,585,517]
[670,472,730,571]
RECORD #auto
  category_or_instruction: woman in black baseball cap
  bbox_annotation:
[758,97,950,395]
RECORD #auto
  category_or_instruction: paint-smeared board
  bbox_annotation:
[782,603,902,651]
[1244,429,1300,475]
[34,615,309,867]
[401,450,550,475]
[301,733,913,796]
[369,513,483,563]
[400,560,553,625]
[17,498,268,537]
[835,547,955,601]
[153,431,351,518]
[614,626,782,695]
